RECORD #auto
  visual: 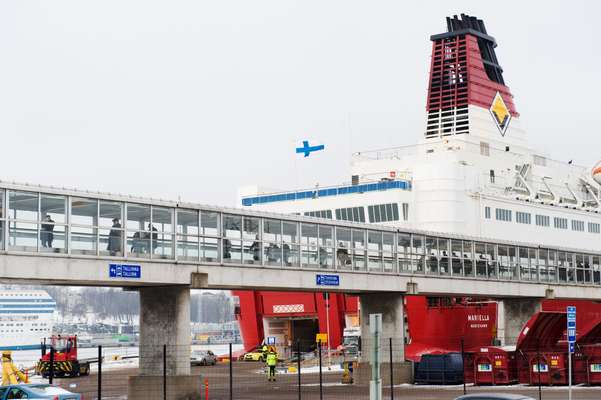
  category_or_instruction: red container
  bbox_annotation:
[519,352,568,385]
[575,345,601,385]
[516,311,568,385]
[573,318,601,385]
[471,346,517,385]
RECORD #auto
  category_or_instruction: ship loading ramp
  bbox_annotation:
[574,317,601,385]
[515,311,568,385]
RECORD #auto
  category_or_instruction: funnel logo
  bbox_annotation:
[489,92,511,136]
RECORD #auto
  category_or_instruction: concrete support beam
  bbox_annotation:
[138,286,191,375]
[359,293,405,362]
[357,293,412,385]
[497,298,541,346]
[129,286,194,400]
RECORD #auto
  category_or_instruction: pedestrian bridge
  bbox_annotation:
[0,180,600,299]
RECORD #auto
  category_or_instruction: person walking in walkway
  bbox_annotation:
[107,218,122,256]
[41,214,55,248]
[266,350,277,382]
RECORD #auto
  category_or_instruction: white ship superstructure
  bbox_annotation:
[0,290,55,350]
[240,14,601,254]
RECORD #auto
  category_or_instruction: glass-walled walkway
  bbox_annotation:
[0,183,600,286]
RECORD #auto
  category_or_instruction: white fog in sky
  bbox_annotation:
[1,1,599,206]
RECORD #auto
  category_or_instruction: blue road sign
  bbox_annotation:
[109,264,141,279]
[567,306,576,353]
[316,274,340,286]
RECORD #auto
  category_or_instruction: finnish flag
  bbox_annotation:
[295,139,325,158]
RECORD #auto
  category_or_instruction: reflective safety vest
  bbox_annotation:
[262,345,268,353]
[266,353,277,366]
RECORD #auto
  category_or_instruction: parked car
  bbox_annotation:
[0,384,81,400]
[454,394,536,400]
[190,350,217,366]
[241,345,278,362]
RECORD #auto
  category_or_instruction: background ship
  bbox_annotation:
[0,290,55,350]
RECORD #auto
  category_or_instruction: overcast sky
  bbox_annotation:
[1,0,599,207]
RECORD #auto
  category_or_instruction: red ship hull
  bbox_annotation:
[233,291,497,361]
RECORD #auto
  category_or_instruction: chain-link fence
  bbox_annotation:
[27,336,601,399]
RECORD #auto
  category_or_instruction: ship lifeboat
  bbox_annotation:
[593,160,601,185]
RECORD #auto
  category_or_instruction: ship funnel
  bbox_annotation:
[425,14,519,140]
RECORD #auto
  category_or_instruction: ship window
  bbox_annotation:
[588,222,600,234]
[571,220,585,232]
[554,217,568,230]
[304,210,332,219]
[536,215,550,227]
[373,206,381,222]
[489,170,495,184]
[353,207,361,222]
[484,206,491,219]
[367,203,400,223]
[516,212,531,224]
[480,142,490,157]
[335,207,365,223]
[401,203,408,221]
[495,208,512,222]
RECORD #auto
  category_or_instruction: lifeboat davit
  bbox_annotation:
[593,161,601,185]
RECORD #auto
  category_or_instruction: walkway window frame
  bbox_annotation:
[98,200,124,258]
[335,227,352,271]
[200,210,220,263]
[150,206,174,261]
[222,213,243,264]
[176,208,200,262]
[70,197,99,256]
[7,190,40,253]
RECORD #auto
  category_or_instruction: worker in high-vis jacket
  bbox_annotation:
[266,351,277,381]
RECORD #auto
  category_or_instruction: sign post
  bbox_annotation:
[324,292,332,369]
[567,306,576,400]
[369,313,382,400]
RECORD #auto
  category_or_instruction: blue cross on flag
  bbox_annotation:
[296,139,325,158]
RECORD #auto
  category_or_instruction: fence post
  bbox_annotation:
[229,342,233,400]
[318,341,323,400]
[163,344,167,400]
[297,340,301,400]
[389,338,394,400]
[98,345,102,400]
[48,347,54,385]
[461,338,466,395]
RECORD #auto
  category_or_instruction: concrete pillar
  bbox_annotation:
[129,286,199,400]
[356,293,412,385]
[497,298,541,346]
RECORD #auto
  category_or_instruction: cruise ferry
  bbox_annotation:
[0,290,56,350]
[234,14,601,358]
